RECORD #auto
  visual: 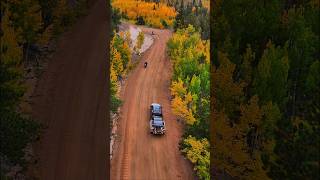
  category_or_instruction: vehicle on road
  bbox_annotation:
[150,103,162,116]
[144,62,148,68]
[150,116,165,135]
[149,103,165,135]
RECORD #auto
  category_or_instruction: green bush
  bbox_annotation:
[160,19,168,28]
[0,111,41,165]
[136,16,145,25]
[110,95,122,113]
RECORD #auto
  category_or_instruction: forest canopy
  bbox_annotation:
[211,0,319,179]
[112,0,177,28]
[1,0,90,178]
[168,25,210,180]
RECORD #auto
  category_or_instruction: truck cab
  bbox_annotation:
[150,103,162,117]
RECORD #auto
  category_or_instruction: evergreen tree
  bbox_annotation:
[253,41,289,107]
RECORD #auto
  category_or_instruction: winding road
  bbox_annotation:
[110,26,194,180]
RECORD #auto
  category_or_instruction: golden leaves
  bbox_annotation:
[170,78,186,97]
[110,32,132,94]
[112,0,176,28]
[182,135,210,180]
[171,95,196,125]
[136,31,144,51]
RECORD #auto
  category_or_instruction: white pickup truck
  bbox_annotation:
[149,103,166,135]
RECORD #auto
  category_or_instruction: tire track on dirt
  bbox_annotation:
[120,56,147,180]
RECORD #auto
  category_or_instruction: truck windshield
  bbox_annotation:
[153,106,161,114]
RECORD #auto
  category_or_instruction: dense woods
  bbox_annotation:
[1,0,90,178]
[211,0,319,179]
[112,0,176,28]
[163,1,210,179]
[172,0,210,39]
[110,3,134,113]
[110,31,132,113]
[167,25,210,179]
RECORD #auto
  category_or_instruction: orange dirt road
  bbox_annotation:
[110,27,195,180]
[31,0,108,179]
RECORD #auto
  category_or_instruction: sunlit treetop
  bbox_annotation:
[112,0,177,28]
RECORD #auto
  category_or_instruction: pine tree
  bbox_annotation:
[253,41,289,107]
[240,44,255,86]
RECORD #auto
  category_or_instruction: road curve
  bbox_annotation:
[110,26,194,180]
[31,0,109,179]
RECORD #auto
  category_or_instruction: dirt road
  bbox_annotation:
[111,27,194,180]
[31,0,108,179]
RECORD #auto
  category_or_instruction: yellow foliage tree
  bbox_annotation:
[239,95,263,130]
[212,110,270,179]
[182,135,210,180]
[110,32,132,77]
[112,0,176,28]
[112,48,124,75]
[121,41,131,72]
[171,96,196,125]
[124,31,132,47]
[167,25,209,67]
[136,31,144,53]
[212,51,245,115]
[170,78,187,97]
[110,63,118,83]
